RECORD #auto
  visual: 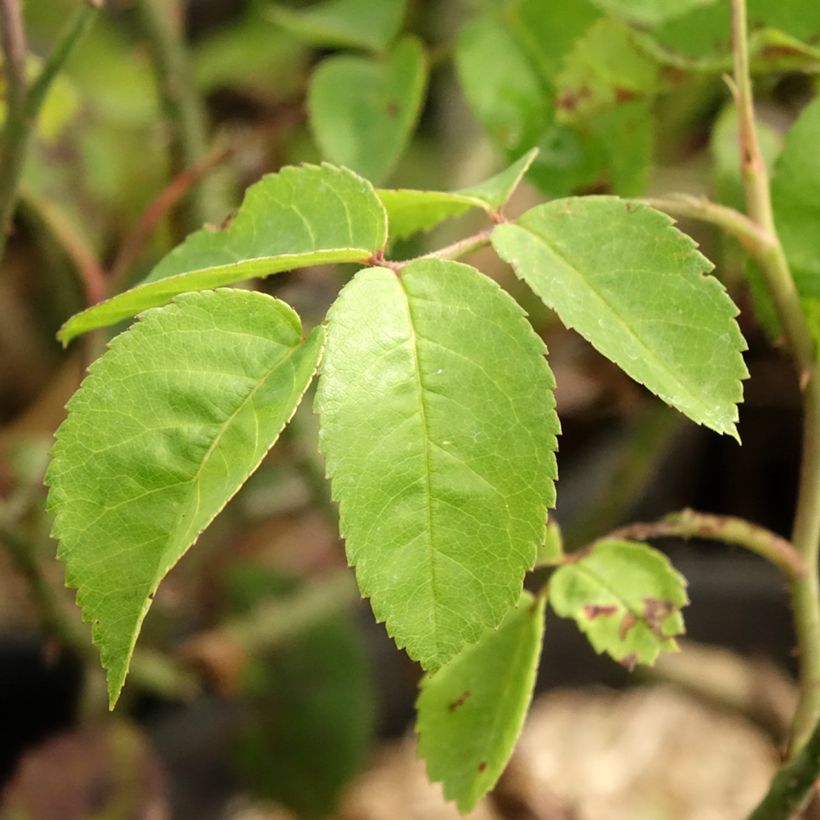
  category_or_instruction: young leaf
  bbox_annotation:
[58,164,387,344]
[455,10,551,155]
[377,148,538,241]
[47,289,325,705]
[416,592,546,813]
[492,197,747,438]
[549,540,687,667]
[772,95,820,301]
[316,259,559,671]
[308,37,427,184]
[268,0,405,53]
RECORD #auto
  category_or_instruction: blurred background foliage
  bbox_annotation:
[1,0,819,817]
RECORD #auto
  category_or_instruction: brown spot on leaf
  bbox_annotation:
[478,760,488,773]
[448,690,471,712]
[619,611,638,640]
[386,101,400,118]
[614,86,638,104]
[643,598,676,639]
[556,85,591,112]
[584,604,618,620]
[620,653,638,672]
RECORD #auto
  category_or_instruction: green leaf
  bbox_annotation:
[549,540,687,667]
[555,18,660,120]
[58,163,387,344]
[455,10,551,155]
[772,95,820,301]
[228,568,373,818]
[377,148,538,241]
[316,259,559,671]
[268,0,406,53]
[308,36,427,184]
[46,289,325,705]
[416,591,546,813]
[591,0,718,26]
[537,519,564,566]
[506,0,601,82]
[492,197,747,437]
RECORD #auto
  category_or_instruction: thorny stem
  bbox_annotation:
[137,0,220,231]
[0,1,100,265]
[608,509,807,582]
[731,0,820,776]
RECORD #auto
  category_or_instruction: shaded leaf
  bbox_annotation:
[416,592,546,813]
[377,148,538,241]
[268,0,405,53]
[492,197,747,437]
[47,290,324,704]
[229,567,373,818]
[591,0,718,26]
[555,18,660,120]
[308,37,427,184]
[59,163,387,343]
[455,10,551,155]
[550,540,687,667]
[772,95,820,301]
[316,259,558,671]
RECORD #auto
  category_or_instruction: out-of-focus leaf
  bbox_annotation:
[316,259,559,671]
[550,540,687,667]
[377,148,538,240]
[455,10,551,155]
[47,290,324,704]
[229,567,373,818]
[772,95,820,301]
[58,164,388,343]
[555,18,660,120]
[308,37,427,183]
[416,592,546,813]
[492,197,747,437]
[268,0,406,52]
[591,0,719,26]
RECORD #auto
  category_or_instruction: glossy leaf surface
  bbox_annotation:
[316,259,558,671]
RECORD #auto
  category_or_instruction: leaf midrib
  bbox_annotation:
[398,276,442,662]
[514,222,716,426]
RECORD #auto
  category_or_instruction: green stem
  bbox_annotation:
[731,0,820,763]
[136,0,216,230]
[0,1,100,264]
[0,0,28,254]
[639,195,774,261]
[389,227,494,271]
[608,509,807,582]
[749,720,820,820]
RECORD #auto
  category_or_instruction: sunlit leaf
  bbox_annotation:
[58,164,387,343]
[492,197,747,437]
[47,290,324,704]
[316,259,558,670]
[416,592,546,813]
[377,149,538,240]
